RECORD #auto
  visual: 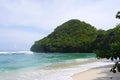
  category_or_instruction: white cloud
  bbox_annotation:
[0,0,120,30]
[0,0,120,50]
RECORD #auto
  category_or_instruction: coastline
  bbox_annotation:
[0,58,115,80]
[16,59,115,80]
[72,63,120,80]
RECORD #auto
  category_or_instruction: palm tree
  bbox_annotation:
[116,11,120,19]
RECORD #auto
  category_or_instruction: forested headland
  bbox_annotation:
[31,18,120,58]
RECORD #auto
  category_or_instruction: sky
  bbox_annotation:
[0,0,120,51]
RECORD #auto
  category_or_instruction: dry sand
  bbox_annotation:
[72,65,120,80]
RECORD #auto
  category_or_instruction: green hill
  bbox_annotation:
[30,19,97,53]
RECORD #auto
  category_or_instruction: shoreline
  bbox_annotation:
[0,59,115,80]
[72,64,120,80]
[18,59,115,80]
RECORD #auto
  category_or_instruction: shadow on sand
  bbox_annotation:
[94,65,120,80]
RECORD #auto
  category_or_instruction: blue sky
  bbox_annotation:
[0,0,120,51]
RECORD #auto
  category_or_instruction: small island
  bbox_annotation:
[30,19,120,56]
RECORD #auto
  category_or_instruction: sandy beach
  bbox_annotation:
[72,64,120,80]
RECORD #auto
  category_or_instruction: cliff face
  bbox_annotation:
[30,19,97,53]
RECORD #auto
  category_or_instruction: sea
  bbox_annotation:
[0,51,114,80]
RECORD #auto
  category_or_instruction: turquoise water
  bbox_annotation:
[0,51,95,72]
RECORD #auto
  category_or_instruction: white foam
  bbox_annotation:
[74,58,93,62]
[1,59,114,80]
[0,51,33,54]
[17,51,34,54]
[0,52,9,54]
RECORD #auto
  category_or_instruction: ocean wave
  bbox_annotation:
[63,58,96,64]
[0,59,113,80]
[0,51,34,55]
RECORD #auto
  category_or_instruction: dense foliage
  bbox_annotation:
[31,18,120,60]
[31,19,97,53]
[95,11,120,74]
[94,25,120,60]
[94,11,120,60]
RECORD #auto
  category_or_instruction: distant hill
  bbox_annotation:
[30,19,97,53]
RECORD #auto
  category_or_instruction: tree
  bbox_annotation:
[108,12,120,74]
[116,11,120,19]
[94,11,120,73]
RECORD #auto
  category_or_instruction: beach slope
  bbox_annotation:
[72,65,120,80]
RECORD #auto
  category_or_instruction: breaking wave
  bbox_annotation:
[0,51,33,55]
